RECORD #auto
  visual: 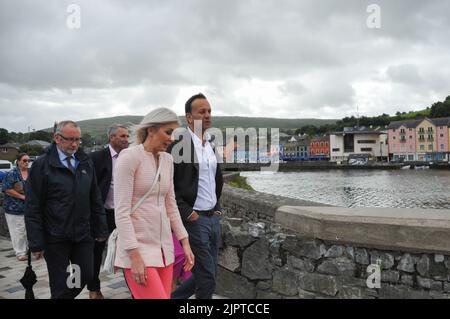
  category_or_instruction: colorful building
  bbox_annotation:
[388,117,450,161]
[309,136,330,160]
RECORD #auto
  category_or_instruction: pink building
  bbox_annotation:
[388,117,450,161]
[388,120,419,161]
[433,118,450,156]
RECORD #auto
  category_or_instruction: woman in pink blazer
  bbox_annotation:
[114,107,194,299]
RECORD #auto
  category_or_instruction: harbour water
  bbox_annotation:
[242,169,450,209]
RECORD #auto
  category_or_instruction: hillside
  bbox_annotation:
[44,115,338,139]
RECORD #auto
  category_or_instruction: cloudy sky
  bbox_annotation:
[1,0,449,132]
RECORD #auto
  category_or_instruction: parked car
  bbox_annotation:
[0,160,13,183]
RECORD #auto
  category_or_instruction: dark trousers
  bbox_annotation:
[87,209,116,292]
[44,238,94,299]
[171,214,221,299]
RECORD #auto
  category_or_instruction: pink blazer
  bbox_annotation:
[113,144,188,269]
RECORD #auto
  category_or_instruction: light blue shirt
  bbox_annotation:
[56,147,79,170]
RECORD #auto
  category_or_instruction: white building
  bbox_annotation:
[330,127,388,163]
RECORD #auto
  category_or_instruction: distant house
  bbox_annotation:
[24,140,51,148]
[0,143,20,162]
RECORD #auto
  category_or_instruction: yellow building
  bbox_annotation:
[415,118,435,161]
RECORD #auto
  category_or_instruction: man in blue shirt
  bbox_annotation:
[25,120,108,299]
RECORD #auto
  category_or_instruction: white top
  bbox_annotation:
[104,145,118,210]
[188,128,217,211]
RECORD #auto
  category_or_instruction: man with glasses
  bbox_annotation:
[87,124,129,299]
[25,120,108,299]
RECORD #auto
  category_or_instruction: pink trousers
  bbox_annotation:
[123,265,173,299]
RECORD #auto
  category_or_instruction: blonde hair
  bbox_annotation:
[132,107,180,145]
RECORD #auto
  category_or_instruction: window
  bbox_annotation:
[408,155,414,160]
[400,129,406,134]
[420,145,425,150]
[441,144,445,150]
[332,148,340,152]
[419,135,425,141]
[1,147,7,153]
[440,126,444,130]
[419,128,425,133]
[410,136,413,139]
[361,148,372,152]
[428,127,433,132]
[393,136,396,140]
[428,144,433,150]
[357,140,376,144]
[441,134,444,138]
[409,128,413,131]
[393,129,396,132]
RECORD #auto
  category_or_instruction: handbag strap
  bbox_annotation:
[131,154,163,213]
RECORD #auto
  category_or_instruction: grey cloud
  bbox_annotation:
[1,0,450,131]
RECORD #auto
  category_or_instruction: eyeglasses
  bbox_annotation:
[58,134,82,143]
[22,160,30,163]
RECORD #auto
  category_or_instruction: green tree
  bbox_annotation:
[0,128,8,145]
[19,144,45,156]
[81,132,94,147]
[26,130,53,142]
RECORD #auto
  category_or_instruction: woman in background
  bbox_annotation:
[2,153,30,261]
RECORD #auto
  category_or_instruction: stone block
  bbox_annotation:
[325,245,345,258]
[242,239,273,280]
[216,267,256,299]
[272,268,299,296]
[298,273,338,297]
[417,255,430,277]
[282,237,326,260]
[355,248,370,265]
[218,246,240,272]
[317,257,356,277]
[287,256,315,273]
[370,251,395,269]
[381,270,400,284]
[397,253,416,273]
[400,274,414,287]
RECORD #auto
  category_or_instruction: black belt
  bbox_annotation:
[196,209,216,217]
[105,208,115,213]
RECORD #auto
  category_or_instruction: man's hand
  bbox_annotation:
[33,251,44,260]
[95,237,107,242]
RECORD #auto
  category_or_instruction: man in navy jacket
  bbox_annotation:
[25,120,108,299]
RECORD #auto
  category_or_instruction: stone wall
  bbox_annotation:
[216,185,450,299]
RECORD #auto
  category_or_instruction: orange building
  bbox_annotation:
[309,136,330,159]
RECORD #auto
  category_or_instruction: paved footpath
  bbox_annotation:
[0,235,131,299]
[0,236,225,299]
